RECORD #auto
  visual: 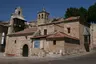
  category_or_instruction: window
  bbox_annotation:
[53,40,56,45]
[44,29,47,35]
[15,40,16,44]
[34,39,40,48]
[39,14,40,19]
[18,11,20,15]
[42,14,43,19]
[67,27,70,33]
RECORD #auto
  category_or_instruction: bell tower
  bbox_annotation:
[37,8,49,25]
[8,7,25,34]
[14,7,23,17]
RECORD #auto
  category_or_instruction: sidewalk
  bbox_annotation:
[0,50,95,62]
[33,50,96,61]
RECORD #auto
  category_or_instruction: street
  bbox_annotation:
[0,52,96,64]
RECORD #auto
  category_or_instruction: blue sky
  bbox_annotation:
[0,0,96,22]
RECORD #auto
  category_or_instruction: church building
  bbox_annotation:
[4,7,90,57]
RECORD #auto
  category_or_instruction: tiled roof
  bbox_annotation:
[38,16,80,26]
[38,10,49,14]
[65,16,80,21]
[8,27,37,36]
[46,32,79,40]
[31,32,79,40]
[11,14,25,20]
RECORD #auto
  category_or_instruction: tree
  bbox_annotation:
[64,2,96,22]
[88,3,96,22]
[79,7,87,20]
[65,7,79,18]
[65,7,87,19]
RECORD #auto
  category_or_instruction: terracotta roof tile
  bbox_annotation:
[31,32,79,40]
[65,16,80,21]
[47,32,79,40]
[38,16,80,26]
[8,27,37,36]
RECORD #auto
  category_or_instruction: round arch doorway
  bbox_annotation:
[22,44,29,57]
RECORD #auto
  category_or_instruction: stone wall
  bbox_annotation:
[44,39,65,54]
[64,42,84,55]
[5,35,32,57]
[39,24,55,35]
[54,23,64,32]
[90,24,96,49]
[31,38,65,56]
[64,21,80,39]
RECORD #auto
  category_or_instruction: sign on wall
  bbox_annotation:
[34,39,40,48]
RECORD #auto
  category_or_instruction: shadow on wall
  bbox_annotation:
[0,45,5,52]
[84,43,90,52]
[64,37,80,45]
[0,37,6,52]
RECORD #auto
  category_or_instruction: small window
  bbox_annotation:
[15,40,16,44]
[39,14,40,19]
[44,29,47,35]
[18,11,20,15]
[53,40,56,45]
[67,27,70,33]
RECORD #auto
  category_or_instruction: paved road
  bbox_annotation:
[0,52,96,64]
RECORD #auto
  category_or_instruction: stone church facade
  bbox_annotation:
[4,7,90,57]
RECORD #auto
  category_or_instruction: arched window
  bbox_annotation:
[42,14,43,19]
[39,14,40,19]
[18,11,20,15]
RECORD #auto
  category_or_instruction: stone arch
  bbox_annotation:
[22,44,29,57]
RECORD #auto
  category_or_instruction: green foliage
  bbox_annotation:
[79,7,87,18]
[88,3,96,22]
[64,2,96,22]
[65,7,87,19]
[65,7,79,18]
